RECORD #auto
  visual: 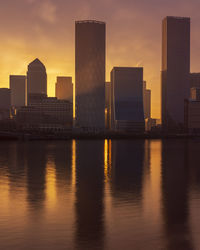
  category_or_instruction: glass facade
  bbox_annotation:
[111,67,145,132]
[75,20,106,130]
[161,17,190,131]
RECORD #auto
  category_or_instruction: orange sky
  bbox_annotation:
[1,0,200,118]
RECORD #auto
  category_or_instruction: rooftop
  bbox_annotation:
[164,16,190,21]
[75,20,105,25]
[28,58,46,70]
[112,67,143,71]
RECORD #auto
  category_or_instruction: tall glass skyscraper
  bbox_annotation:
[75,20,106,131]
[27,58,47,104]
[111,67,145,132]
[161,16,190,131]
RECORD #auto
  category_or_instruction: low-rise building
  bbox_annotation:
[16,94,73,131]
[184,99,200,133]
[0,88,11,120]
[191,87,200,100]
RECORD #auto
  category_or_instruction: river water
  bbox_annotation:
[0,139,199,249]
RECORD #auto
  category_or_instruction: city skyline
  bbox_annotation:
[2,1,200,119]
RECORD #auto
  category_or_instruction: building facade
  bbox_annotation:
[10,75,26,107]
[105,82,112,129]
[56,76,73,102]
[27,58,47,104]
[143,81,151,119]
[191,87,200,101]
[184,99,200,133]
[190,73,200,89]
[0,88,11,120]
[161,16,190,131]
[16,94,73,130]
[111,67,145,132]
[75,20,106,131]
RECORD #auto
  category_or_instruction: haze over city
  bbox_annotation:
[2,0,200,118]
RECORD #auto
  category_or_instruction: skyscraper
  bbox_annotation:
[27,58,47,104]
[56,77,73,102]
[75,20,106,130]
[111,67,145,132]
[161,16,190,131]
[10,75,26,107]
[143,81,151,119]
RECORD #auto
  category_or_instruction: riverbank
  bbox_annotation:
[0,131,199,140]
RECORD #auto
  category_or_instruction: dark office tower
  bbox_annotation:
[10,75,26,107]
[111,67,145,132]
[0,88,11,119]
[56,77,73,102]
[75,20,106,131]
[161,17,190,131]
[27,58,47,103]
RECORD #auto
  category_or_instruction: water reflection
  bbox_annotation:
[1,140,200,249]
[75,140,105,249]
[111,140,145,203]
[161,140,193,250]
[26,142,47,211]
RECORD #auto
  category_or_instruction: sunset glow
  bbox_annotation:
[2,0,200,118]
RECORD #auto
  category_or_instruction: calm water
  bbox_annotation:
[1,139,200,249]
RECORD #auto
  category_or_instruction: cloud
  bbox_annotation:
[30,0,57,24]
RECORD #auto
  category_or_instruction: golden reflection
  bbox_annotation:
[109,140,112,166]
[0,173,9,210]
[73,83,76,119]
[143,140,162,220]
[104,139,112,183]
[72,140,76,187]
[46,160,57,207]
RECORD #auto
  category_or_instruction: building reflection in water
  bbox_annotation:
[26,142,47,214]
[110,140,145,203]
[142,140,162,219]
[52,141,72,195]
[161,140,193,250]
[0,139,199,249]
[74,140,105,249]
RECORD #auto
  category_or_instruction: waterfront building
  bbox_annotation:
[75,20,106,131]
[161,16,190,131]
[184,99,200,133]
[143,81,151,119]
[10,75,26,107]
[0,88,11,120]
[190,87,200,101]
[56,76,73,102]
[190,73,200,89]
[16,94,73,131]
[27,58,47,104]
[111,67,145,132]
